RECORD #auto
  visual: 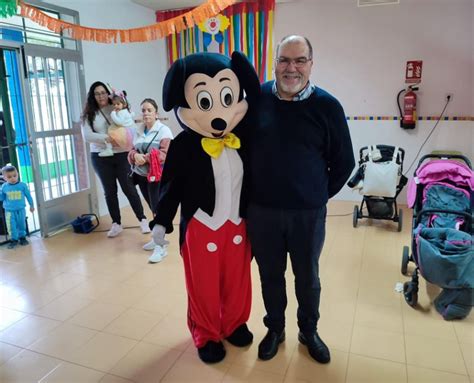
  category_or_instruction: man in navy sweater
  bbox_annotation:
[246,35,355,363]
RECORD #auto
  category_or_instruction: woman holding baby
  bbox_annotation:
[81,81,149,238]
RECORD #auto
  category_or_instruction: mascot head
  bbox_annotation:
[162,51,260,138]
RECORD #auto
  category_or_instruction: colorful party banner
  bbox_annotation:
[156,0,275,82]
[0,0,237,43]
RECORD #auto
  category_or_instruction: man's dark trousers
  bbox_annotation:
[247,204,326,334]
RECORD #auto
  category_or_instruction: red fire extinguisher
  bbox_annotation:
[397,86,419,129]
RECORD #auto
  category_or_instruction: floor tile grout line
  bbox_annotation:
[158,347,187,382]
[3,347,113,381]
[399,257,410,383]
[453,319,471,377]
[24,331,192,382]
[343,351,472,378]
[405,361,471,377]
[0,340,26,367]
[344,225,367,383]
[348,352,408,366]
[37,363,64,383]
[351,320,406,335]
[280,340,298,379]
[1,204,470,382]
[8,315,165,349]
[105,336,165,383]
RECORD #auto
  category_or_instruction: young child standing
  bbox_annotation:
[98,90,135,157]
[0,165,35,249]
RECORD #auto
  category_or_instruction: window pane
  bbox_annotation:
[24,11,61,48]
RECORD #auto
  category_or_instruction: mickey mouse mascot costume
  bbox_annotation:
[151,52,260,363]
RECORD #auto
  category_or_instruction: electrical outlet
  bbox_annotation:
[445,93,454,102]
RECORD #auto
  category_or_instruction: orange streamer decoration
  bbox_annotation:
[18,0,237,43]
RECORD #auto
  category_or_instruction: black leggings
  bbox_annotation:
[91,152,146,225]
[133,173,160,214]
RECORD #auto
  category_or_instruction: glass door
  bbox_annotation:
[22,43,97,237]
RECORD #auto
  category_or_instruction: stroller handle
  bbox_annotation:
[416,208,473,227]
[359,145,405,160]
[416,154,472,170]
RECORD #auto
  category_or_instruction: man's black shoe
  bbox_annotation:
[258,330,285,361]
[298,331,330,363]
[7,240,18,249]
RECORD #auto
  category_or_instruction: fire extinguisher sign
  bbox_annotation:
[405,60,423,84]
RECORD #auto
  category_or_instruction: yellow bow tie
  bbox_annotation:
[201,133,241,159]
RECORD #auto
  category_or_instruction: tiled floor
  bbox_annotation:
[0,201,472,382]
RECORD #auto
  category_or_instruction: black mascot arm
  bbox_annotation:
[152,137,184,234]
[230,51,260,147]
[231,51,261,105]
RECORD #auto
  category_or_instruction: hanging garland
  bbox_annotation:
[2,0,237,43]
[0,0,17,18]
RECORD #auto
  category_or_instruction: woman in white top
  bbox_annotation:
[81,81,149,238]
[127,98,173,261]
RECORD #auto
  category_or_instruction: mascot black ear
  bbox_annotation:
[231,51,261,103]
[162,58,187,112]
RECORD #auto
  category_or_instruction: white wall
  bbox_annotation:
[47,0,168,111]
[43,0,473,213]
[44,0,170,217]
[275,0,473,202]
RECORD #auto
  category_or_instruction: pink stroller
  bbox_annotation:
[401,153,473,319]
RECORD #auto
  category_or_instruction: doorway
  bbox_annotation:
[0,46,40,242]
[0,6,97,238]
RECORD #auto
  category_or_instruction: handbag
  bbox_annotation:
[139,130,160,154]
[130,130,161,180]
[71,214,99,233]
[362,146,400,197]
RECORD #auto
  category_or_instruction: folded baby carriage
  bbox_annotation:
[348,145,407,231]
[401,153,473,320]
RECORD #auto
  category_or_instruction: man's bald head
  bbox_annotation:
[276,35,313,60]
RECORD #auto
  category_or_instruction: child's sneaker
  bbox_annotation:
[107,223,123,238]
[148,245,168,263]
[98,147,114,157]
[142,239,156,251]
[7,240,18,249]
[19,237,29,246]
[139,218,151,234]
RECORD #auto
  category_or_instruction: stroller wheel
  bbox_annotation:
[353,205,359,228]
[397,209,403,232]
[403,281,418,307]
[401,246,410,275]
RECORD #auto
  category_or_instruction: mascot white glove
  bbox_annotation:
[152,224,169,246]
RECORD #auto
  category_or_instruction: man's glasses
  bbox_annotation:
[276,57,312,68]
[94,91,108,97]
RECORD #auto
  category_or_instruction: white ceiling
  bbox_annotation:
[131,0,296,11]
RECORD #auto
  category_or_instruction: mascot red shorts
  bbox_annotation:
[181,218,252,347]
